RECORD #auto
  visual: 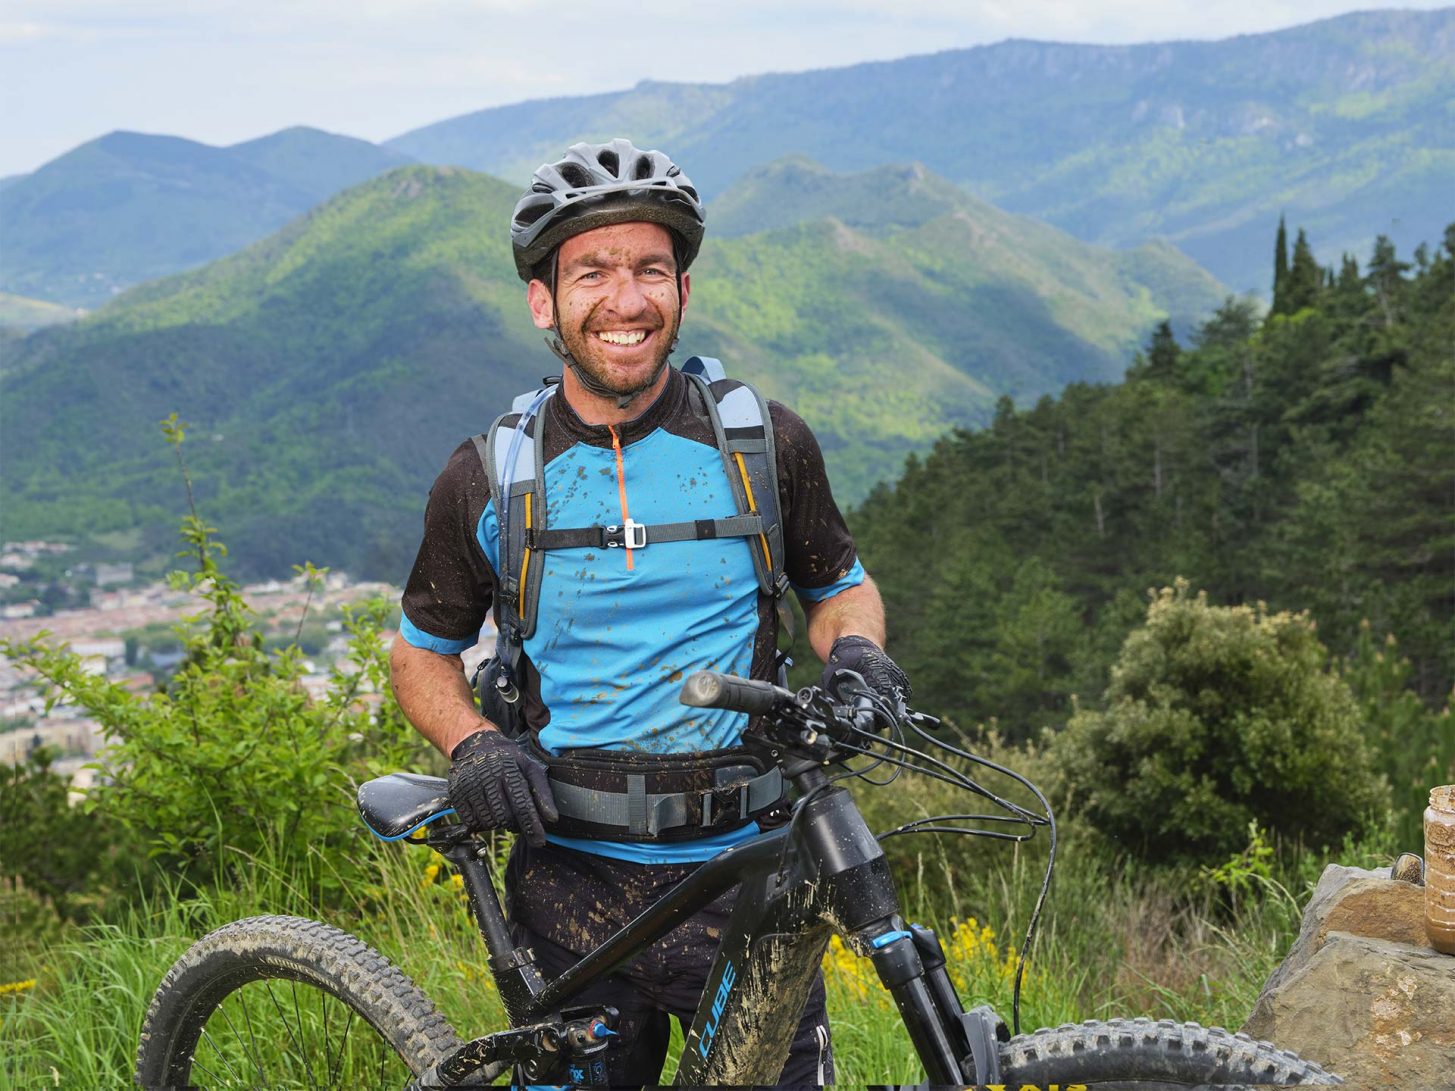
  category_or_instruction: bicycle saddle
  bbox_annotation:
[357,773,456,840]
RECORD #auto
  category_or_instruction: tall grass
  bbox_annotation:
[2,813,1358,1088]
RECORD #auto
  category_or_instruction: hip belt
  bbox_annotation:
[528,740,785,843]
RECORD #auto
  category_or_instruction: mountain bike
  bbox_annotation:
[135,671,1342,1087]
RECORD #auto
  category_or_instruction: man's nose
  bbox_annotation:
[603,272,650,315]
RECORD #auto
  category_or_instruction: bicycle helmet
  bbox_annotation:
[511,139,705,282]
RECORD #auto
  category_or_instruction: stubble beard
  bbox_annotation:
[558,303,680,399]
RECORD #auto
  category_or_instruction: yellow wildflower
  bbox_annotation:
[0,979,37,996]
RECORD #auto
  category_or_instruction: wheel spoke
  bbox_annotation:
[328,1008,357,1083]
[291,980,319,1087]
[238,989,265,1084]
[214,996,266,1084]
[189,1054,226,1086]
[321,981,331,1076]
[264,980,317,1085]
[198,1023,247,1086]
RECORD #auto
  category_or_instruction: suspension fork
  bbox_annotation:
[859,920,966,1084]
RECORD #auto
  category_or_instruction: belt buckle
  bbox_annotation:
[606,518,647,549]
[701,781,750,827]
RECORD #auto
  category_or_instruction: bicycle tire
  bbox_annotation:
[134,914,464,1088]
[997,1018,1341,1086]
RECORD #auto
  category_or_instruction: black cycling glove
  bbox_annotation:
[448,729,559,847]
[822,635,912,707]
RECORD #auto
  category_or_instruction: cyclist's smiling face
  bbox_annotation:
[528,222,690,409]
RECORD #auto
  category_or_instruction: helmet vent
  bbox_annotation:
[558,163,594,189]
[511,139,706,282]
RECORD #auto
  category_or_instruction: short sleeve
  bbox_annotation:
[399,439,496,653]
[770,402,865,603]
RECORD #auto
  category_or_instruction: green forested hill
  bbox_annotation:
[0,162,1220,580]
[388,8,1455,295]
[0,129,413,307]
[852,225,1455,731]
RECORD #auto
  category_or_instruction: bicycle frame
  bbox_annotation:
[428,773,979,1086]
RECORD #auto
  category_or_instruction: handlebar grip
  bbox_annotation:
[679,671,783,715]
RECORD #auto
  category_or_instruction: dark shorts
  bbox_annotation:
[505,839,834,1087]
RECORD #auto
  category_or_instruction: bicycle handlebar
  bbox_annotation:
[678,670,789,715]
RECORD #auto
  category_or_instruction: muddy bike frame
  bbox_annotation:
[423,709,1002,1087]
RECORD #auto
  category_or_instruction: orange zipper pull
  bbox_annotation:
[608,425,635,571]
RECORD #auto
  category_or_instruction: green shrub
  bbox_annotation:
[1056,581,1388,866]
[1,418,434,903]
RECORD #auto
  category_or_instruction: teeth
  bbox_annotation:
[597,330,646,345]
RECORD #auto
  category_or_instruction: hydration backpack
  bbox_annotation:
[472,357,791,732]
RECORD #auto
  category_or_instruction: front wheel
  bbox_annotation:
[135,915,463,1088]
[998,1018,1341,1086]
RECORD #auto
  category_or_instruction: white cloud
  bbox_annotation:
[0,21,49,42]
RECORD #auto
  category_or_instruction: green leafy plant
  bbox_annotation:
[1055,581,1389,866]
[1,417,433,900]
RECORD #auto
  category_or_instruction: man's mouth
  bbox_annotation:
[594,329,649,346]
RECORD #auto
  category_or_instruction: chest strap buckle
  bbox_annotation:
[604,519,648,550]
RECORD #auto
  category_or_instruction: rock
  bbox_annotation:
[1244,863,1455,1085]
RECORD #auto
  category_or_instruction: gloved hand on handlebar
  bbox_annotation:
[821,635,912,707]
[447,729,559,847]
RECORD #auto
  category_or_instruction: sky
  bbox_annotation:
[2,0,1450,178]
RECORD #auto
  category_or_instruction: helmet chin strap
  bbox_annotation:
[543,333,665,411]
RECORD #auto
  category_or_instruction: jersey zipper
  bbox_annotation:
[607,425,635,571]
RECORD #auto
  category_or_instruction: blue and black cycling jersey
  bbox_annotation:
[400,367,863,862]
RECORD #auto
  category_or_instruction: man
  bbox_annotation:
[390,139,910,1086]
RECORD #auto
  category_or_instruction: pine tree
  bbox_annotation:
[1143,320,1182,382]
[1366,235,1410,328]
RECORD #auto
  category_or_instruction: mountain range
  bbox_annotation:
[0,161,1222,579]
[388,8,1454,294]
[0,128,413,307]
[2,9,1449,310]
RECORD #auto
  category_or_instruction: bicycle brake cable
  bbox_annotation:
[839,709,1057,1036]
[904,719,1058,1037]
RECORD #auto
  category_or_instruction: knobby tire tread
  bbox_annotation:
[134,914,462,1087]
[998,1017,1341,1086]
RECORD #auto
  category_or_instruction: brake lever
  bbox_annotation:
[905,708,941,730]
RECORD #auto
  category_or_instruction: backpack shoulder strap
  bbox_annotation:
[474,384,556,676]
[682,360,788,607]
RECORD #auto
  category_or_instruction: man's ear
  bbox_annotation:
[527,279,555,330]
[679,271,691,315]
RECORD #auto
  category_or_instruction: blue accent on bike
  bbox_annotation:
[363,808,458,842]
[871,929,913,949]
[591,1022,617,1037]
[696,958,738,1060]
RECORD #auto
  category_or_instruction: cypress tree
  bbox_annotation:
[1272,215,1290,313]
[1286,228,1323,313]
